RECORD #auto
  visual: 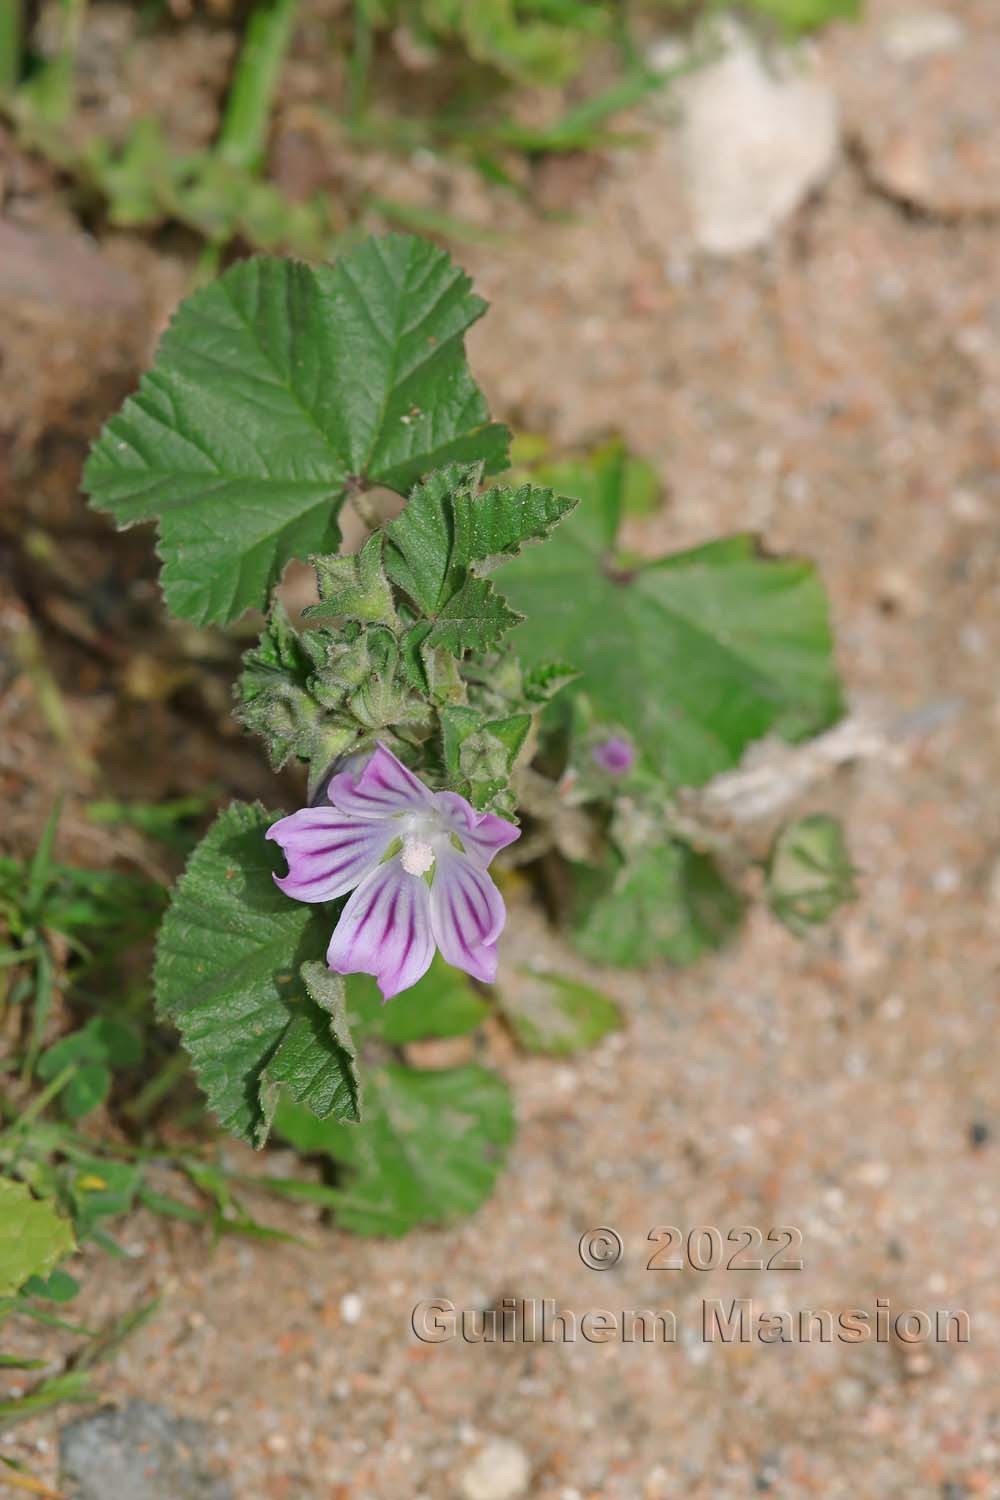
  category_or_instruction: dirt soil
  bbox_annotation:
[1,0,999,1496]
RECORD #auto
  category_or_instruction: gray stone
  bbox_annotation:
[60,1401,233,1500]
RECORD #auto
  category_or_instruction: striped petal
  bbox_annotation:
[429,849,506,984]
[327,858,435,1000]
[327,741,431,821]
[267,808,393,903]
[433,791,520,869]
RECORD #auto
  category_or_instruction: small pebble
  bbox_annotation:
[340,1293,364,1325]
[459,1439,531,1500]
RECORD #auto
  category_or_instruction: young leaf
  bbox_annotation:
[502,500,843,786]
[423,576,522,655]
[85,236,510,625]
[306,534,399,628]
[154,801,331,1144]
[454,712,531,812]
[275,1063,514,1236]
[573,843,744,968]
[0,1178,75,1298]
[383,464,575,614]
[237,603,338,771]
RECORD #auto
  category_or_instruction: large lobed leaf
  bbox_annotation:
[502,493,843,787]
[275,1064,514,1237]
[85,236,510,625]
[154,802,359,1145]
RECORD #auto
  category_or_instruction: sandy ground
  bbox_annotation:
[2,0,999,1495]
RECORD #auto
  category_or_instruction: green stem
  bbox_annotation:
[122,1050,189,1124]
[217,0,300,174]
[1,1062,77,1141]
[0,0,23,93]
[348,0,374,124]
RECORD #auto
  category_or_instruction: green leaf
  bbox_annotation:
[275,1063,514,1236]
[344,956,489,1044]
[499,969,622,1055]
[768,814,856,936]
[306,534,399,628]
[0,1179,75,1298]
[21,1268,80,1303]
[503,502,843,786]
[154,801,330,1144]
[384,465,575,616]
[38,1017,143,1082]
[574,843,745,968]
[424,576,522,655]
[522,658,578,704]
[61,1062,112,1122]
[534,437,661,548]
[259,962,361,1126]
[85,236,509,625]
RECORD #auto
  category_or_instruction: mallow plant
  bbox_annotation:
[78,233,852,1234]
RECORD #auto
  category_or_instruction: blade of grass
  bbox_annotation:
[0,1370,95,1428]
[21,946,54,1084]
[122,1052,190,1125]
[8,1306,97,1338]
[3,1062,78,1136]
[73,1297,159,1371]
[26,800,61,914]
[217,0,300,174]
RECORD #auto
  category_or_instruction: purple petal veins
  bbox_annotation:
[266,809,395,903]
[268,740,520,1000]
[432,791,521,868]
[428,849,506,985]
[327,859,435,999]
[327,742,431,820]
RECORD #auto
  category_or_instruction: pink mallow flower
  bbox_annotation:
[267,743,520,1000]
